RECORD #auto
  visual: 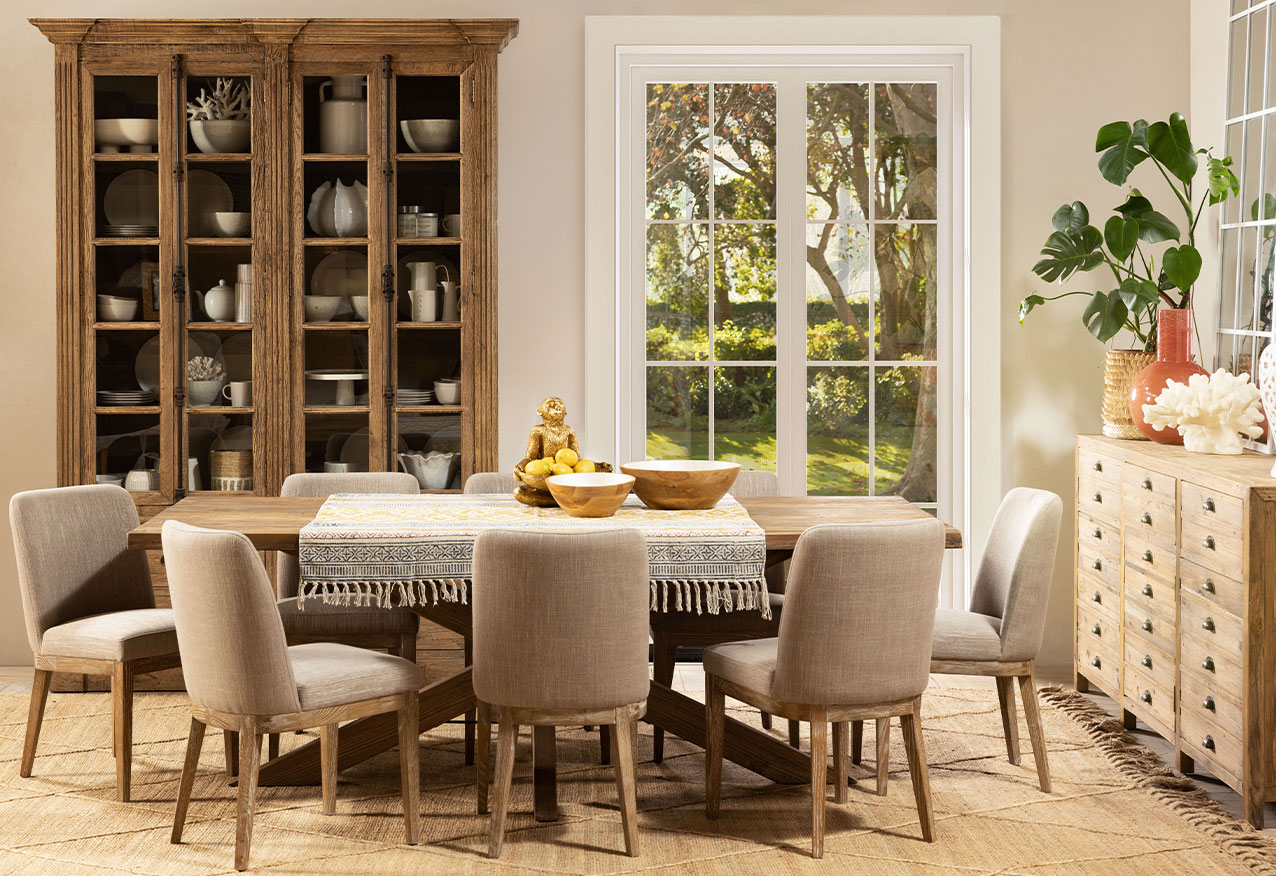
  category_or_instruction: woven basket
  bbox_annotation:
[209,449,253,480]
[1102,349,1155,439]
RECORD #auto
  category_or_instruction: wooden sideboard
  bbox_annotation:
[1074,435,1276,826]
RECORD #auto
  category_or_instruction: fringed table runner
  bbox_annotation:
[298,493,769,617]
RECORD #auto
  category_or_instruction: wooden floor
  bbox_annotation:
[3,661,1272,833]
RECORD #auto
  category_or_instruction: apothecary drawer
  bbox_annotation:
[1124,561,1176,620]
[1079,540,1122,593]
[1124,605,1176,658]
[1179,557,1244,619]
[1122,498,1177,549]
[1077,572,1118,616]
[1077,475,1121,527]
[1077,511,1119,559]
[1180,588,1242,662]
[1180,707,1243,788]
[1123,636,1174,692]
[1181,516,1244,576]
[1076,634,1120,697]
[1078,447,1122,487]
[1180,665,1243,744]
[1180,629,1243,703]
[1123,463,1177,508]
[1123,664,1175,735]
[1181,480,1244,532]
[1123,533,1176,585]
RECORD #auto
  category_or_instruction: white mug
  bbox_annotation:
[442,213,461,236]
[222,380,252,407]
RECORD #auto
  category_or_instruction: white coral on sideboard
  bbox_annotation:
[1142,369,1264,454]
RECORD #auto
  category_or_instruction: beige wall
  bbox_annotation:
[0,0,1193,669]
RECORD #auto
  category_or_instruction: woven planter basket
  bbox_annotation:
[209,449,253,480]
[1102,349,1155,439]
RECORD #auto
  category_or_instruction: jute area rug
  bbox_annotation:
[0,682,1271,875]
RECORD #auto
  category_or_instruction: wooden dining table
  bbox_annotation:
[128,493,960,818]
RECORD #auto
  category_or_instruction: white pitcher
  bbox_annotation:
[440,280,460,322]
[318,76,367,154]
[409,288,438,322]
[406,260,437,292]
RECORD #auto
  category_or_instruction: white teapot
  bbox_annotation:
[194,278,236,322]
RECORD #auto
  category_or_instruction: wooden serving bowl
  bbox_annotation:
[545,472,635,518]
[619,460,741,510]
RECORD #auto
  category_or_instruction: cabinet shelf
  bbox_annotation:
[302,153,369,162]
[94,152,158,162]
[305,321,369,330]
[187,322,252,331]
[94,321,160,331]
[186,237,252,246]
[305,405,372,414]
[95,406,161,415]
[397,321,461,330]
[398,405,463,414]
[94,237,159,246]
[188,405,253,415]
[303,237,368,246]
[397,237,460,246]
[184,152,251,163]
[396,152,461,163]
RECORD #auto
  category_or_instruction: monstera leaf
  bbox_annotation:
[1147,113,1198,184]
[1082,291,1130,343]
[1096,120,1149,185]
[1113,193,1179,242]
[1052,201,1090,232]
[1209,155,1240,205]
[1162,245,1202,291]
[1032,226,1104,283]
[1117,277,1160,311]
[1104,216,1140,262]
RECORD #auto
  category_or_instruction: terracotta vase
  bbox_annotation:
[1128,308,1208,444]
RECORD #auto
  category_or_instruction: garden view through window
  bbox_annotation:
[643,79,939,501]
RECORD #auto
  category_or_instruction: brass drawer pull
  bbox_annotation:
[1203,696,1215,711]
[1140,512,1152,525]
[1091,656,1102,669]
[1092,559,1103,571]
[1203,535,1216,550]
[1203,498,1216,512]
[1142,550,1154,563]
[1141,654,1152,668]
[1203,735,1215,751]
[1202,656,1216,672]
[1141,477,1153,490]
[1202,579,1216,594]
[1142,619,1153,632]
[1140,691,1152,704]
[1093,492,1103,503]
[1202,617,1216,633]
[1091,623,1103,636]
[1091,591,1102,604]
[1141,583,1153,598]
[1093,461,1103,472]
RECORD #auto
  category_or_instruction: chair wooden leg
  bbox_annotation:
[463,638,475,766]
[612,712,640,857]
[761,712,773,730]
[652,634,677,763]
[875,717,890,796]
[705,674,724,819]
[809,709,828,859]
[20,668,51,778]
[234,724,262,871]
[832,721,848,804]
[899,699,934,842]
[599,725,611,765]
[996,675,1021,765]
[112,661,134,802]
[320,723,339,815]
[1017,673,1051,793]
[488,713,518,859]
[850,719,863,765]
[788,719,801,748]
[224,730,239,778]
[476,701,491,815]
[267,733,280,760]
[398,690,421,845]
[398,632,418,665]
[172,717,206,844]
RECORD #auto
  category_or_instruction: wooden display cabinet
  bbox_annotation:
[34,18,517,689]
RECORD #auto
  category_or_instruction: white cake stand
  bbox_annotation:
[304,369,369,406]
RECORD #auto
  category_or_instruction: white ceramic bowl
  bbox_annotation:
[619,459,741,510]
[95,473,126,487]
[304,295,343,323]
[97,295,139,322]
[95,118,159,147]
[401,119,460,153]
[190,119,250,154]
[208,211,251,238]
[351,295,369,320]
[433,380,460,405]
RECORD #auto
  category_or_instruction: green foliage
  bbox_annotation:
[1020,113,1237,349]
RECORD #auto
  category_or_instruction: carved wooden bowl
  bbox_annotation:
[619,460,740,510]
[546,472,635,518]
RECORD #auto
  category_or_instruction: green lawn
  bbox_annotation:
[646,425,915,495]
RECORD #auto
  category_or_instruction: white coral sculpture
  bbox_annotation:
[1142,369,1263,454]
[186,78,250,121]
[187,356,225,382]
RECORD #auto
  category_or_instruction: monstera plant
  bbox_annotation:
[1020,113,1238,350]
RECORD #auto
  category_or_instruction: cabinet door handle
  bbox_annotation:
[1202,617,1216,633]
[1092,623,1103,635]
[1203,498,1215,512]
[1203,696,1215,711]
[1141,477,1153,490]
[1091,591,1102,604]
[1140,512,1152,525]
[1202,578,1216,594]
[1141,584,1153,598]
[1140,690,1152,704]
[1202,656,1216,672]
[1141,654,1152,668]
[1142,619,1153,632]
[1203,735,1215,751]
[1093,461,1103,472]
[1203,535,1216,550]
[1091,656,1102,668]
[1092,559,1103,571]
[1142,550,1154,563]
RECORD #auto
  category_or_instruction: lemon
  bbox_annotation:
[573,459,595,473]
[525,459,552,476]
[550,462,574,476]
[541,456,555,469]
[555,448,579,467]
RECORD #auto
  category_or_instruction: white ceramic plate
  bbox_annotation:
[396,249,458,316]
[136,332,223,393]
[103,169,160,226]
[187,170,234,236]
[311,250,369,297]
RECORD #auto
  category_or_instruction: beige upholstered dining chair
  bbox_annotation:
[472,529,650,858]
[10,484,181,801]
[464,471,518,493]
[857,488,1063,795]
[704,519,946,858]
[161,521,423,872]
[651,469,785,762]
[276,472,422,661]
